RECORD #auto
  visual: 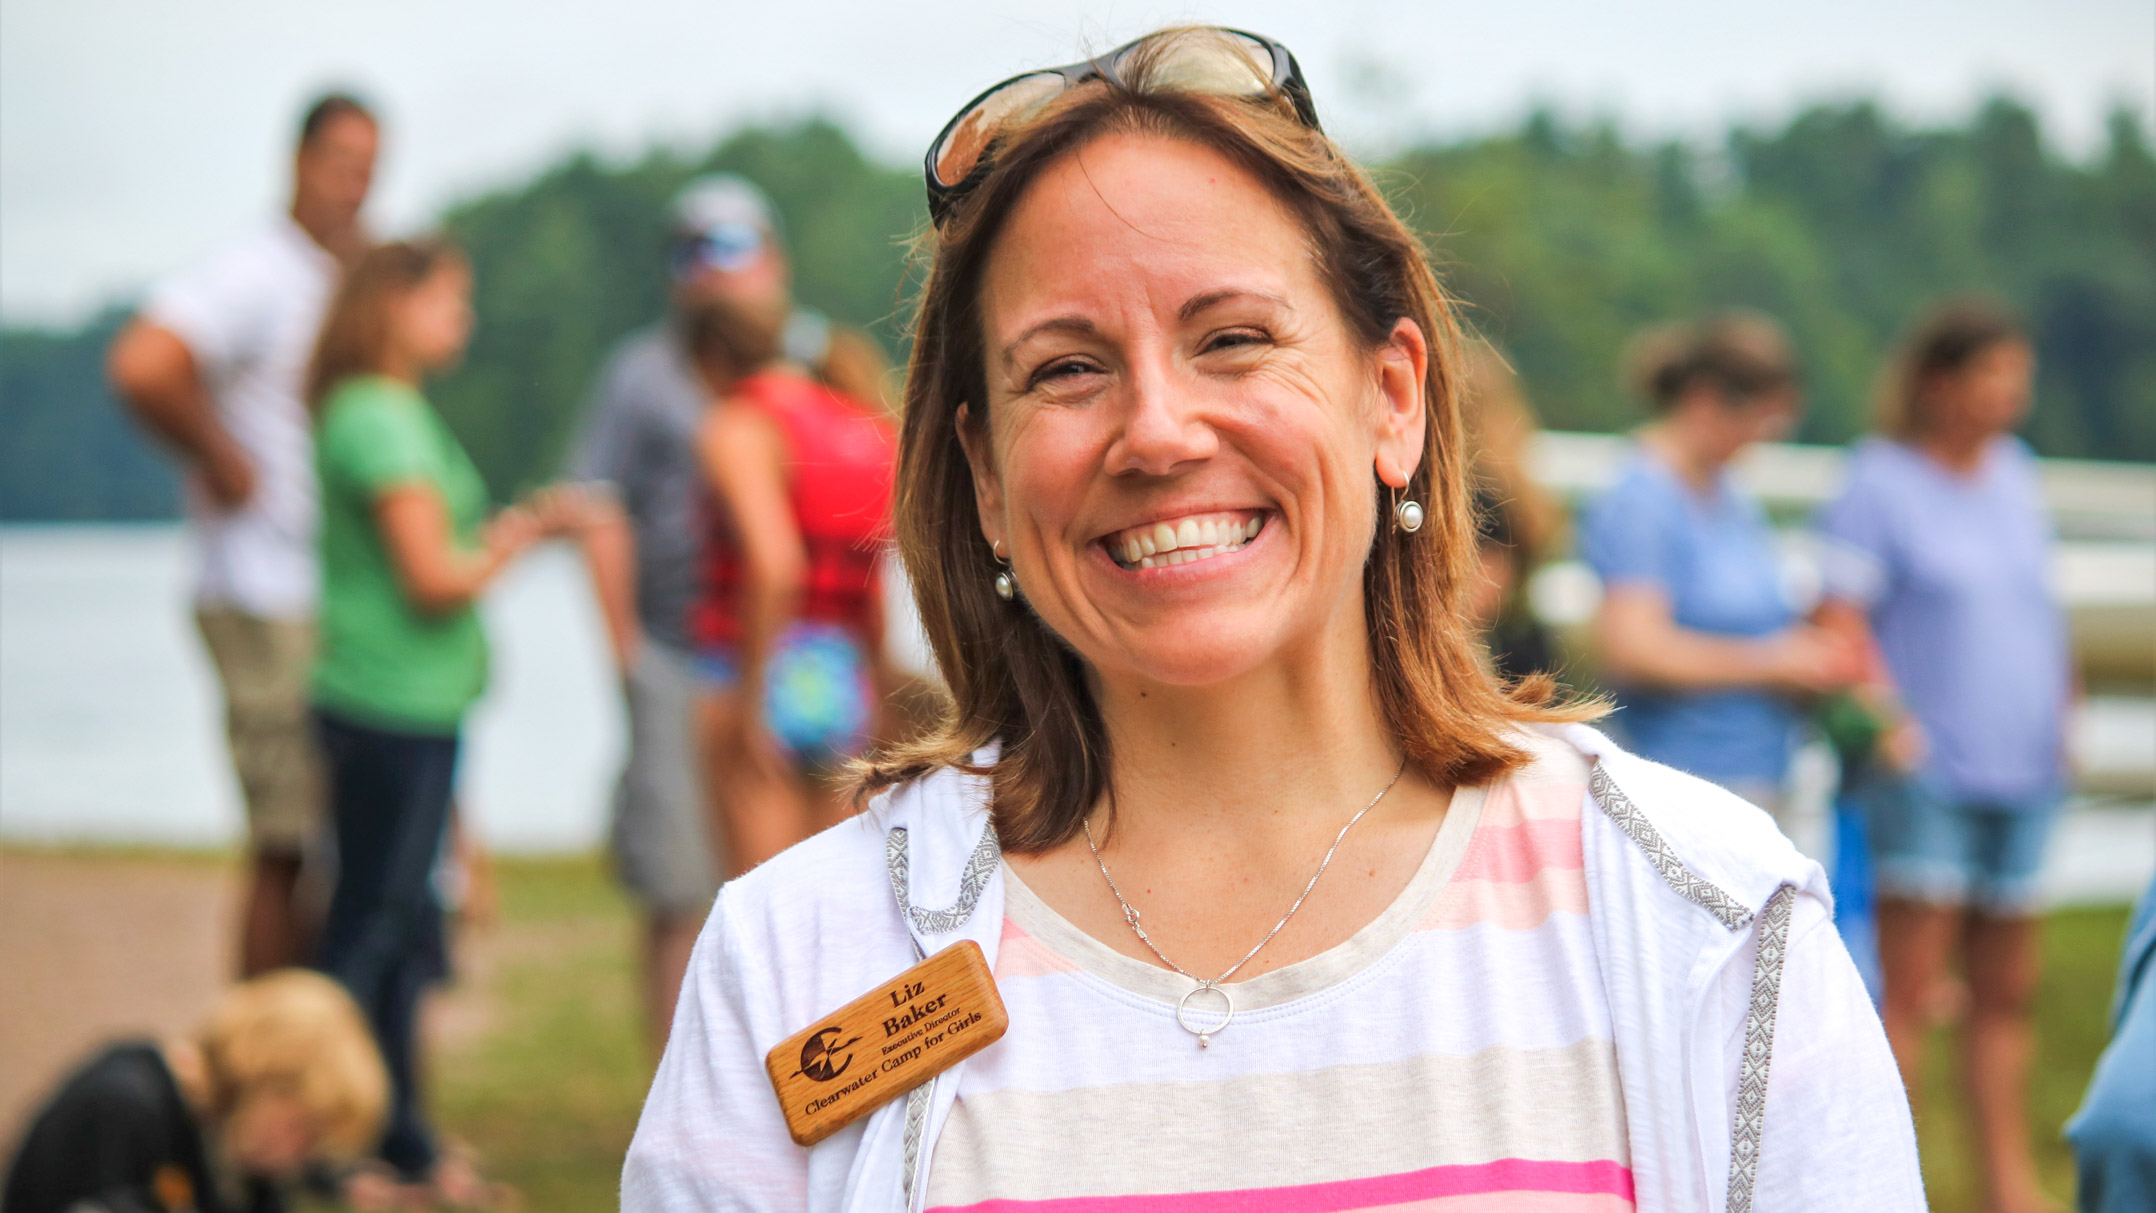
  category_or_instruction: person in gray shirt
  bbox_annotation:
[569,175,833,1051]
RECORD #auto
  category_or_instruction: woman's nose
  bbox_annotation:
[1107,360,1216,477]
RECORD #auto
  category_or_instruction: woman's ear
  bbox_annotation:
[1373,317,1429,489]
[955,403,1006,553]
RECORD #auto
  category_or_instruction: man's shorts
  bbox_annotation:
[611,642,722,915]
[195,608,323,854]
[1859,774,2062,917]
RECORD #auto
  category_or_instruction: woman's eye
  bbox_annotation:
[1029,358,1099,388]
[1202,327,1270,354]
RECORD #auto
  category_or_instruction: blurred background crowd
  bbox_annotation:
[2,2,2151,1211]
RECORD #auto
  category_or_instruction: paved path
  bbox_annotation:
[0,851,235,1141]
[0,850,498,1148]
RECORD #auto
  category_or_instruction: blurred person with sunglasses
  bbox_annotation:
[107,94,379,981]
[625,27,1919,1212]
[564,176,871,1055]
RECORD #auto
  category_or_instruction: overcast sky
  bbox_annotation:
[3,0,2149,326]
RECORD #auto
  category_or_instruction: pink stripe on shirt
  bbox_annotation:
[1451,817,1584,883]
[1422,867,1591,930]
[929,1159,1634,1213]
[1360,1194,1637,1213]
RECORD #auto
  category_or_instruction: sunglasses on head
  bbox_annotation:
[923,27,1320,227]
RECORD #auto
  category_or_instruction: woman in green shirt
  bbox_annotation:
[304,238,565,1204]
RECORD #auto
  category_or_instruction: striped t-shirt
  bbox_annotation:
[923,732,1632,1211]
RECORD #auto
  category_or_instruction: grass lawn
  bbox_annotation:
[440,859,2134,1210]
[432,857,650,1208]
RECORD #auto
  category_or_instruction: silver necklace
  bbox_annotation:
[1081,759,1408,1048]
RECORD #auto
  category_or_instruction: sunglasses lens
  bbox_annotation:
[934,72,1066,187]
[1139,30,1274,98]
[669,222,766,280]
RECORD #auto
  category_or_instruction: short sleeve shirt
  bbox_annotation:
[143,217,337,617]
[312,377,491,731]
[1577,448,1799,785]
[567,327,707,651]
[1814,437,2067,803]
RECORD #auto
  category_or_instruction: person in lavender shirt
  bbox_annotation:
[1814,299,2071,1213]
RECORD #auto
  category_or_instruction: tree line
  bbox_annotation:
[3,96,2149,521]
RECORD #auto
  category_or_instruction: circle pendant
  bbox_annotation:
[1175,981,1234,1048]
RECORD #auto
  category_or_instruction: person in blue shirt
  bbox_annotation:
[2068,873,2156,1213]
[1579,312,1861,830]
[1815,300,2070,1213]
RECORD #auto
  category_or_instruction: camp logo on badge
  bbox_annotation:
[796,1026,862,1082]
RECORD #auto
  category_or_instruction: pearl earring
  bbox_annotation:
[992,540,1017,600]
[1392,485,1424,534]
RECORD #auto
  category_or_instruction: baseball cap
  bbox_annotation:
[670,175,779,279]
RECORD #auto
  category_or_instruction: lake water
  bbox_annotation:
[1,526,622,852]
[3,526,2150,905]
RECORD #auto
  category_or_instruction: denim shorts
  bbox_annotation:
[1858,774,2062,916]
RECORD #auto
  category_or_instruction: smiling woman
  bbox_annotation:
[624,26,1924,1213]
[874,29,1581,856]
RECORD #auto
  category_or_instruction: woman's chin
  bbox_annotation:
[1054,568,1308,686]
[1085,618,1287,690]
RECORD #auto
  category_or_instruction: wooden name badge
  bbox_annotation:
[766,940,1009,1147]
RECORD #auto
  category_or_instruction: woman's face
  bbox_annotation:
[1927,339,2034,438]
[1728,386,1799,452]
[1676,382,1798,467]
[390,261,474,374]
[964,132,1426,691]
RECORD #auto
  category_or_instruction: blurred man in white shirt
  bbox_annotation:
[108,94,379,976]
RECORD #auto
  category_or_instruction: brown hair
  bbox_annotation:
[1875,297,2025,437]
[856,27,1595,854]
[298,92,375,148]
[1624,310,1797,413]
[304,238,462,410]
[198,969,389,1160]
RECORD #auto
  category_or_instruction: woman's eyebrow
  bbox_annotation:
[997,291,1289,369]
[1180,288,1290,322]
[1000,315,1096,371]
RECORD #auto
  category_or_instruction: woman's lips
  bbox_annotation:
[1099,510,1265,571]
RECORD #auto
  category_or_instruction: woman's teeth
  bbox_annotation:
[1109,513,1263,570]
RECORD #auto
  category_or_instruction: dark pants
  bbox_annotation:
[314,709,456,1180]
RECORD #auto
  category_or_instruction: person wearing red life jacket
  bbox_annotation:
[684,298,898,873]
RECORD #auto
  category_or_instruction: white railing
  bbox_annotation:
[1531,432,2156,542]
